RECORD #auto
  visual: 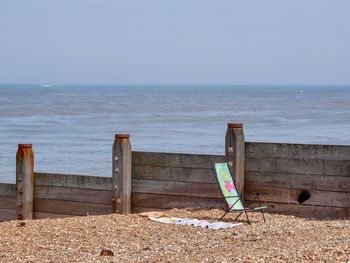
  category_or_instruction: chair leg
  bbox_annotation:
[244,210,251,225]
[219,210,229,221]
[233,212,243,222]
[257,194,266,223]
[261,210,266,223]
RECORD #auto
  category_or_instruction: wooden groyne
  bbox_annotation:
[1,124,349,221]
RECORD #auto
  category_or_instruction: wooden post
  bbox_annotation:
[16,144,35,220]
[225,123,245,195]
[112,134,132,214]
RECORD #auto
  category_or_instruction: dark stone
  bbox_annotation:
[16,222,26,227]
[100,249,114,256]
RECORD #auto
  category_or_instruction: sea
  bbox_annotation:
[0,84,349,183]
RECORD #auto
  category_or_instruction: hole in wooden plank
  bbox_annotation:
[298,190,311,204]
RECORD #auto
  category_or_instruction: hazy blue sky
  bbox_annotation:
[0,0,349,85]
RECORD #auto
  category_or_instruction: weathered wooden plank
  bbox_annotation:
[246,142,350,160]
[34,199,112,216]
[0,183,16,197]
[0,196,16,210]
[132,179,221,198]
[16,144,35,220]
[0,209,17,222]
[133,165,216,183]
[246,157,350,176]
[132,151,225,169]
[264,202,349,219]
[132,193,224,209]
[246,171,350,192]
[245,185,350,208]
[226,123,245,195]
[34,212,74,219]
[0,209,16,222]
[34,186,112,204]
[35,172,112,190]
[113,134,132,214]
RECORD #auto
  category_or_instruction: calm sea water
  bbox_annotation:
[0,84,349,183]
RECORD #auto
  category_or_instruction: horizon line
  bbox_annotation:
[1,83,350,87]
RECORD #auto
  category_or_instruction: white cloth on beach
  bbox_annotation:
[148,216,242,229]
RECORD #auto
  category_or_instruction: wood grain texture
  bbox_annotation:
[133,165,216,183]
[245,185,349,208]
[34,185,112,204]
[132,179,221,198]
[35,172,111,190]
[246,171,350,192]
[132,151,225,169]
[246,157,350,176]
[34,199,112,216]
[264,202,349,219]
[225,125,245,194]
[0,183,16,197]
[0,209,16,222]
[16,145,34,220]
[113,136,132,214]
[132,193,225,209]
[0,196,16,210]
[246,142,350,160]
[15,142,349,220]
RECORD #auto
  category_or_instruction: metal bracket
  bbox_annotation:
[18,179,23,193]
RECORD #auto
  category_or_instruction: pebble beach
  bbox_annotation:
[1,208,349,262]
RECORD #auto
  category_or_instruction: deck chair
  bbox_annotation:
[213,163,266,224]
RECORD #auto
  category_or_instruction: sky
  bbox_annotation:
[0,0,349,85]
